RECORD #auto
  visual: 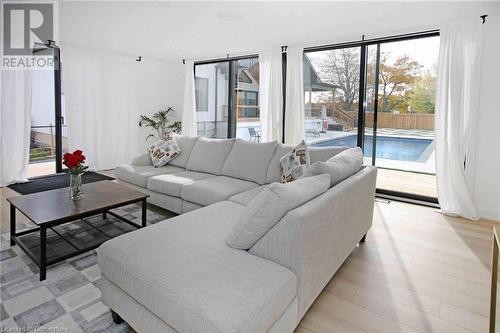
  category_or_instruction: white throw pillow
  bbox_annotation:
[279,140,310,183]
[304,147,363,187]
[226,173,330,250]
[148,137,181,168]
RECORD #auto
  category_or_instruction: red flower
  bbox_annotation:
[63,150,86,169]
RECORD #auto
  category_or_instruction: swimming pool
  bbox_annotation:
[312,135,433,162]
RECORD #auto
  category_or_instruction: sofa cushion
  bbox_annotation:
[221,139,278,185]
[304,147,363,187]
[228,186,267,206]
[266,144,294,184]
[168,135,199,168]
[181,176,258,207]
[308,146,348,164]
[226,173,330,250]
[148,171,215,197]
[130,152,152,166]
[97,201,296,333]
[186,137,235,175]
[182,200,203,213]
[115,165,184,188]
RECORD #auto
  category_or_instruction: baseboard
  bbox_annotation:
[477,207,500,222]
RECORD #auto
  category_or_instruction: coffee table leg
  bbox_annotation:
[10,204,16,246]
[40,226,47,281]
[141,199,147,228]
[103,212,107,219]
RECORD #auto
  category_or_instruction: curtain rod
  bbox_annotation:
[304,29,440,53]
[185,53,258,65]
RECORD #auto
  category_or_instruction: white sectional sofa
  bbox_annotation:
[98,136,377,333]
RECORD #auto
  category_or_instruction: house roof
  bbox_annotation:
[303,56,340,91]
[212,56,339,92]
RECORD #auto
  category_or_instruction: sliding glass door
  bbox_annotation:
[194,56,260,141]
[303,47,360,148]
[194,62,229,138]
[29,45,64,177]
[304,34,439,201]
[368,36,439,200]
[234,58,260,141]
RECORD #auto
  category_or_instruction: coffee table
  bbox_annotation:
[7,181,149,281]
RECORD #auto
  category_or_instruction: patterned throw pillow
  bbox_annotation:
[148,137,181,168]
[279,140,310,183]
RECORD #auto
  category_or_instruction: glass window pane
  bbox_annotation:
[304,47,360,147]
[373,36,439,198]
[194,62,229,138]
[234,58,260,142]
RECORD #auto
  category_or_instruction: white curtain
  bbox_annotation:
[181,60,197,136]
[472,15,500,220]
[435,18,484,220]
[284,46,305,145]
[62,48,141,170]
[0,70,32,186]
[259,50,283,142]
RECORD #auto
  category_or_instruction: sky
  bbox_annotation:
[381,36,440,70]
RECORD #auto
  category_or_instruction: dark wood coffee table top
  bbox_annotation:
[7,181,148,226]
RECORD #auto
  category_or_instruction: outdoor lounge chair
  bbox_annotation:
[248,127,261,142]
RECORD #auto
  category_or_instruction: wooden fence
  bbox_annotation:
[343,111,434,130]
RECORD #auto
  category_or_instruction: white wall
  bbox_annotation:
[130,58,184,151]
[473,15,500,221]
[60,45,185,169]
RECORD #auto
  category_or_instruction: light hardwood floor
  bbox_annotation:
[296,200,498,333]
[1,177,497,333]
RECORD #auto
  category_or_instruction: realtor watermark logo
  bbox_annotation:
[2,2,58,70]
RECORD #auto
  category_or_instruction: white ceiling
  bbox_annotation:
[59,1,499,61]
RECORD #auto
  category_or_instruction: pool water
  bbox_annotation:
[312,135,433,162]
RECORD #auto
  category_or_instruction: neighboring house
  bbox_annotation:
[195,60,260,128]
[195,57,339,137]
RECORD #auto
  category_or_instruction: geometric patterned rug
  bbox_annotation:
[0,203,173,332]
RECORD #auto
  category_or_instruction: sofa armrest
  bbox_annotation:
[249,166,377,320]
[131,152,152,166]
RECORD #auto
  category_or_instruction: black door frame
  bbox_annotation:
[304,30,440,204]
[32,43,63,174]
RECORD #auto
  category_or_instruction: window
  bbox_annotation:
[194,57,260,141]
[194,62,229,138]
[303,34,439,201]
[234,59,260,140]
[195,77,209,112]
[303,47,360,147]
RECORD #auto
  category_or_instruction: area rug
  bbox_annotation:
[0,203,174,333]
[8,172,115,195]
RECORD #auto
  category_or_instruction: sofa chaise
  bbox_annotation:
[97,136,377,333]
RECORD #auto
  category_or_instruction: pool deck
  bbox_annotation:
[306,128,437,198]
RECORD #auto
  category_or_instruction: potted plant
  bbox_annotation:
[63,150,89,200]
[139,107,182,141]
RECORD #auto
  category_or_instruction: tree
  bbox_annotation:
[406,69,437,114]
[378,54,422,112]
[313,49,360,111]
[309,50,425,114]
